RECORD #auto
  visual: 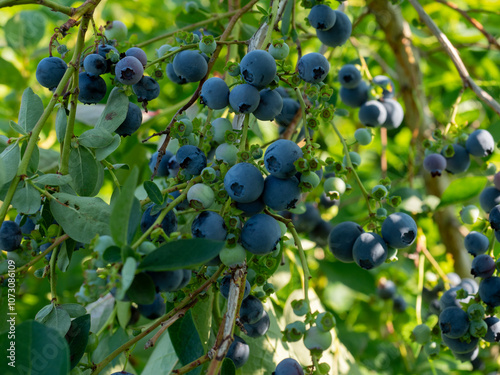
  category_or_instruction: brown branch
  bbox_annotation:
[147,0,260,179]
[408,0,500,116]
[435,0,500,50]
[144,303,193,349]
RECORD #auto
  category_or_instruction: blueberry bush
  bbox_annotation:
[1,0,500,374]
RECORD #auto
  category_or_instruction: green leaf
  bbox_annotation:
[126,272,156,305]
[10,120,27,135]
[68,146,99,196]
[78,128,115,149]
[116,257,137,300]
[33,173,73,186]
[57,239,74,272]
[50,192,111,243]
[144,180,164,205]
[110,167,139,245]
[36,305,72,337]
[138,239,225,271]
[4,11,46,50]
[142,329,179,375]
[0,320,70,375]
[55,106,68,144]
[86,295,114,334]
[190,288,213,351]
[0,57,23,88]
[23,141,39,174]
[221,358,236,375]
[95,134,121,161]
[92,328,129,371]
[35,304,54,322]
[59,304,87,318]
[11,182,40,214]
[166,308,204,374]
[103,245,121,263]
[281,0,293,36]
[116,301,132,330]
[65,314,91,370]
[19,87,44,132]
[438,176,488,208]
[89,160,105,197]
[0,142,20,183]
[95,87,129,132]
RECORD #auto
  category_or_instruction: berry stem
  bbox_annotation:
[418,231,450,287]
[0,8,96,226]
[239,114,250,154]
[0,234,69,279]
[91,265,225,375]
[287,223,310,307]
[331,121,373,215]
[198,108,213,148]
[0,0,72,15]
[101,160,121,190]
[261,0,280,49]
[60,15,90,175]
[171,353,210,374]
[294,87,312,149]
[131,179,197,250]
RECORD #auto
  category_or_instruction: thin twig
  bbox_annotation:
[408,0,500,116]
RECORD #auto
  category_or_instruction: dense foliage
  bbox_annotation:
[1,0,500,374]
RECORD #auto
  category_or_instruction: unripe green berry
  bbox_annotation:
[469,319,488,338]
[467,303,485,321]
[304,326,332,354]
[105,21,128,42]
[219,243,246,267]
[343,151,361,167]
[199,35,216,55]
[460,205,480,225]
[411,324,431,344]
[324,177,346,199]
[371,184,388,200]
[316,312,336,332]
[300,171,321,190]
[201,167,217,183]
[283,321,306,342]
[291,299,309,316]
[215,143,238,166]
[354,128,372,145]
[269,40,290,60]
[156,44,172,58]
[139,241,156,254]
[187,183,214,209]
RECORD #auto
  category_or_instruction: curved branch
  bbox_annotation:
[435,0,500,50]
[0,0,73,15]
[408,0,500,116]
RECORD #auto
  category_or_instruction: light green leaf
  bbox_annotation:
[138,239,225,271]
[19,87,44,132]
[116,257,137,300]
[78,128,114,149]
[33,173,72,186]
[37,306,72,337]
[0,320,70,375]
[86,294,114,334]
[110,167,139,245]
[144,180,164,205]
[50,192,111,243]
[35,304,54,322]
[57,239,74,272]
[59,303,87,318]
[95,134,120,161]
[68,146,99,197]
[10,120,27,135]
[438,176,488,208]
[56,106,68,144]
[95,87,129,132]
[0,142,20,183]
[11,182,40,214]
[142,331,179,375]
[0,57,23,88]
[116,301,132,330]
[4,11,46,50]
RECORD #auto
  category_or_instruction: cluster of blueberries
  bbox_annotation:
[35,21,162,137]
[338,64,404,129]
[423,129,495,176]
[328,212,417,270]
[376,279,408,313]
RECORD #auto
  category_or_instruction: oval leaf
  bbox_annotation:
[59,303,87,318]
[19,87,44,132]
[0,320,70,375]
[65,314,91,369]
[139,239,225,271]
[37,306,72,337]
[50,192,111,243]
[144,181,164,205]
[95,87,129,132]
[438,176,488,208]
[33,173,72,186]
[0,142,20,183]
[78,128,114,149]
[68,146,99,197]
[11,183,40,214]
[55,106,68,144]
[96,134,121,161]
[110,167,139,246]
